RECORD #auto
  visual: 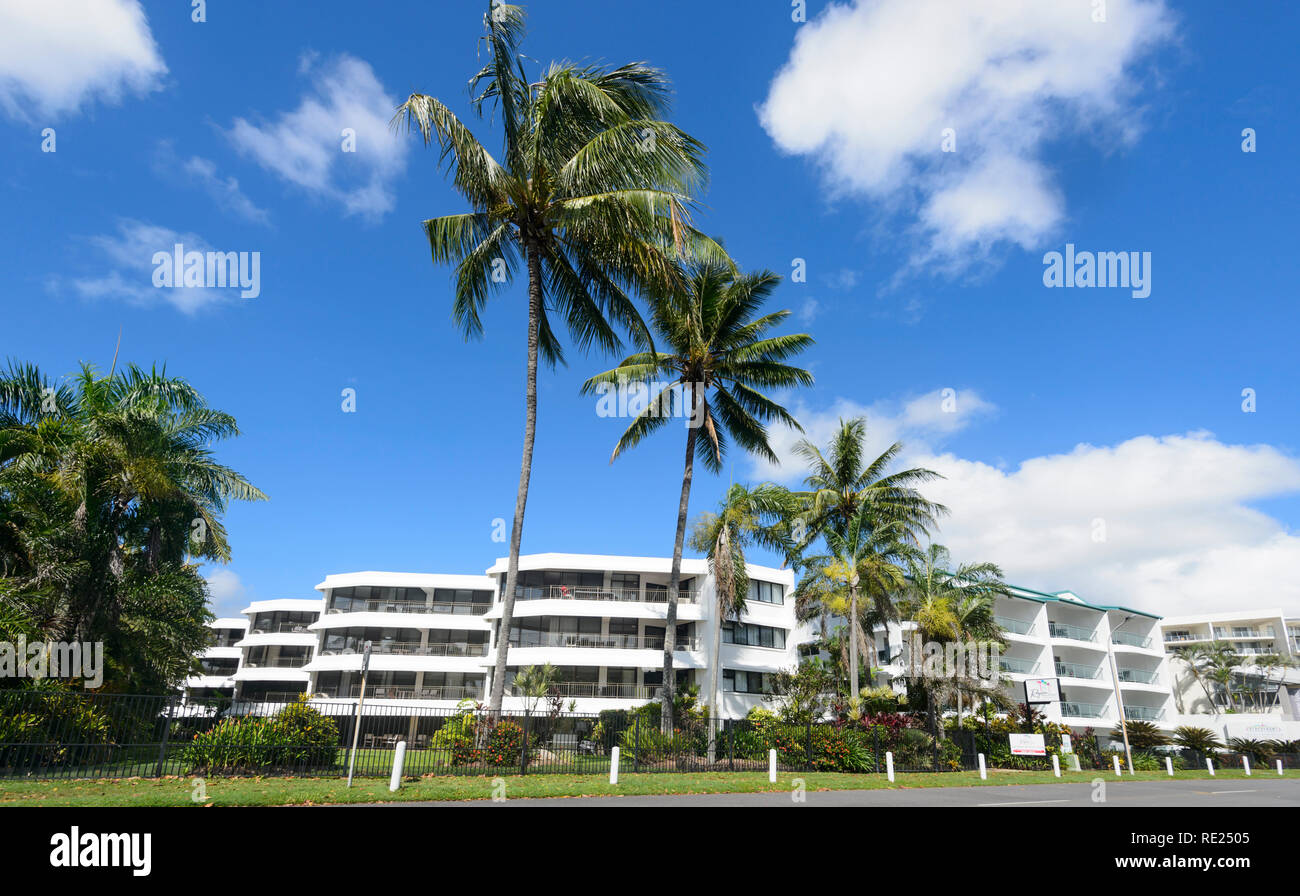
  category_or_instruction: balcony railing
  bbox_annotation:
[348,685,483,701]
[509,633,700,651]
[320,642,489,658]
[509,682,661,700]
[999,657,1038,675]
[328,600,489,616]
[1055,661,1101,680]
[1060,701,1107,719]
[512,585,699,604]
[1048,622,1097,643]
[250,622,315,635]
[1116,667,1159,684]
[995,616,1037,636]
[243,656,312,669]
[1162,633,1201,643]
[1122,705,1164,722]
[1111,631,1152,648]
[1215,627,1273,639]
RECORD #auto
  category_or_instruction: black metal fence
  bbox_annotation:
[2,690,1297,780]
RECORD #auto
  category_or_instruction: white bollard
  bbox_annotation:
[1165,756,1174,777]
[1243,756,1251,776]
[609,746,620,785]
[885,751,895,783]
[1206,757,1215,776]
[1113,755,1122,777]
[1051,754,1061,778]
[769,748,777,783]
[1278,760,1285,776]
[977,753,987,780]
[1071,754,1081,772]
[389,740,407,792]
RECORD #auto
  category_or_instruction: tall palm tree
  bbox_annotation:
[788,417,947,564]
[1176,642,1238,713]
[792,507,914,700]
[395,3,715,716]
[688,482,790,757]
[582,259,813,730]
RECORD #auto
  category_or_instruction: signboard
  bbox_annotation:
[1010,733,1047,757]
[361,640,373,677]
[1023,677,1060,704]
[1059,734,1073,754]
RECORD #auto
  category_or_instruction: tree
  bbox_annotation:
[512,663,558,715]
[688,482,791,758]
[1172,725,1221,753]
[1112,719,1168,750]
[395,3,715,717]
[1175,642,1238,713]
[583,258,813,731]
[792,506,914,702]
[0,361,265,692]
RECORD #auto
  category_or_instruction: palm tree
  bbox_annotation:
[1172,725,1221,753]
[688,482,791,758]
[395,3,715,717]
[787,417,947,563]
[792,507,915,701]
[582,259,813,730]
[512,663,558,715]
[0,361,265,691]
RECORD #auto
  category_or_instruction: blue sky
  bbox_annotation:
[2,0,1297,617]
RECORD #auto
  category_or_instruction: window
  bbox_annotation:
[722,622,786,649]
[747,580,784,605]
[723,669,773,694]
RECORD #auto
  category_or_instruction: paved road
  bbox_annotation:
[373,778,1300,807]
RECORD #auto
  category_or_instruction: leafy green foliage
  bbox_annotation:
[182,698,340,773]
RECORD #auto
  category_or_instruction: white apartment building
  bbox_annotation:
[182,616,247,702]
[297,553,806,719]
[1159,608,1300,735]
[230,599,321,702]
[874,585,1176,730]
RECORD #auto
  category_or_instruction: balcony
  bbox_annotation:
[1111,631,1152,649]
[999,657,1038,675]
[250,621,315,635]
[320,642,489,658]
[515,585,699,604]
[1116,667,1159,684]
[1055,661,1102,680]
[509,633,700,651]
[328,600,489,616]
[243,656,312,669]
[509,682,660,700]
[1123,705,1165,722]
[1214,627,1273,639]
[348,684,482,701]
[1060,701,1107,719]
[1048,622,1097,643]
[1162,633,1202,643]
[995,616,1037,637]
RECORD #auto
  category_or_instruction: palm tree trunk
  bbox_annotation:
[708,592,723,762]
[487,237,542,719]
[662,384,697,733]
[849,585,860,699]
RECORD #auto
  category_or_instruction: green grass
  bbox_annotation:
[0,767,1274,807]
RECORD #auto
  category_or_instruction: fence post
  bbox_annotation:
[389,740,407,792]
[727,723,734,771]
[154,696,174,778]
[805,720,813,772]
[1051,754,1060,778]
[769,749,777,783]
[634,714,640,773]
[873,725,880,773]
[885,751,894,782]
[519,713,530,776]
[1112,755,1122,777]
[1165,756,1174,776]
[1206,756,1215,776]
[978,753,987,780]
[609,746,620,784]
[1278,759,1284,776]
[1242,755,1251,776]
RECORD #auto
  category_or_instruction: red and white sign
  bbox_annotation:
[1010,733,1047,756]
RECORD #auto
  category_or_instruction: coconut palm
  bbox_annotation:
[792,506,915,701]
[395,3,716,716]
[1175,642,1239,712]
[582,259,813,730]
[786,417,947,565]
[688,482,791,757]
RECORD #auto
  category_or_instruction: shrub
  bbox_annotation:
[183,697,339,773]
[1173,726,1221,753]
[0,687,114,770]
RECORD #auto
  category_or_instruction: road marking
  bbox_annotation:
[1209,789,1256,794]
[977,799,1072,806]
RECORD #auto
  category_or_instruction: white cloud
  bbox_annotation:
[58,219,250,314]
[227,54,406,220]
[751,388,995,483]
[0,0,165,119]
[759,0,1174,270]
[919,432,1300,616]
[205,568,249,617]
[153,142,270,225]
